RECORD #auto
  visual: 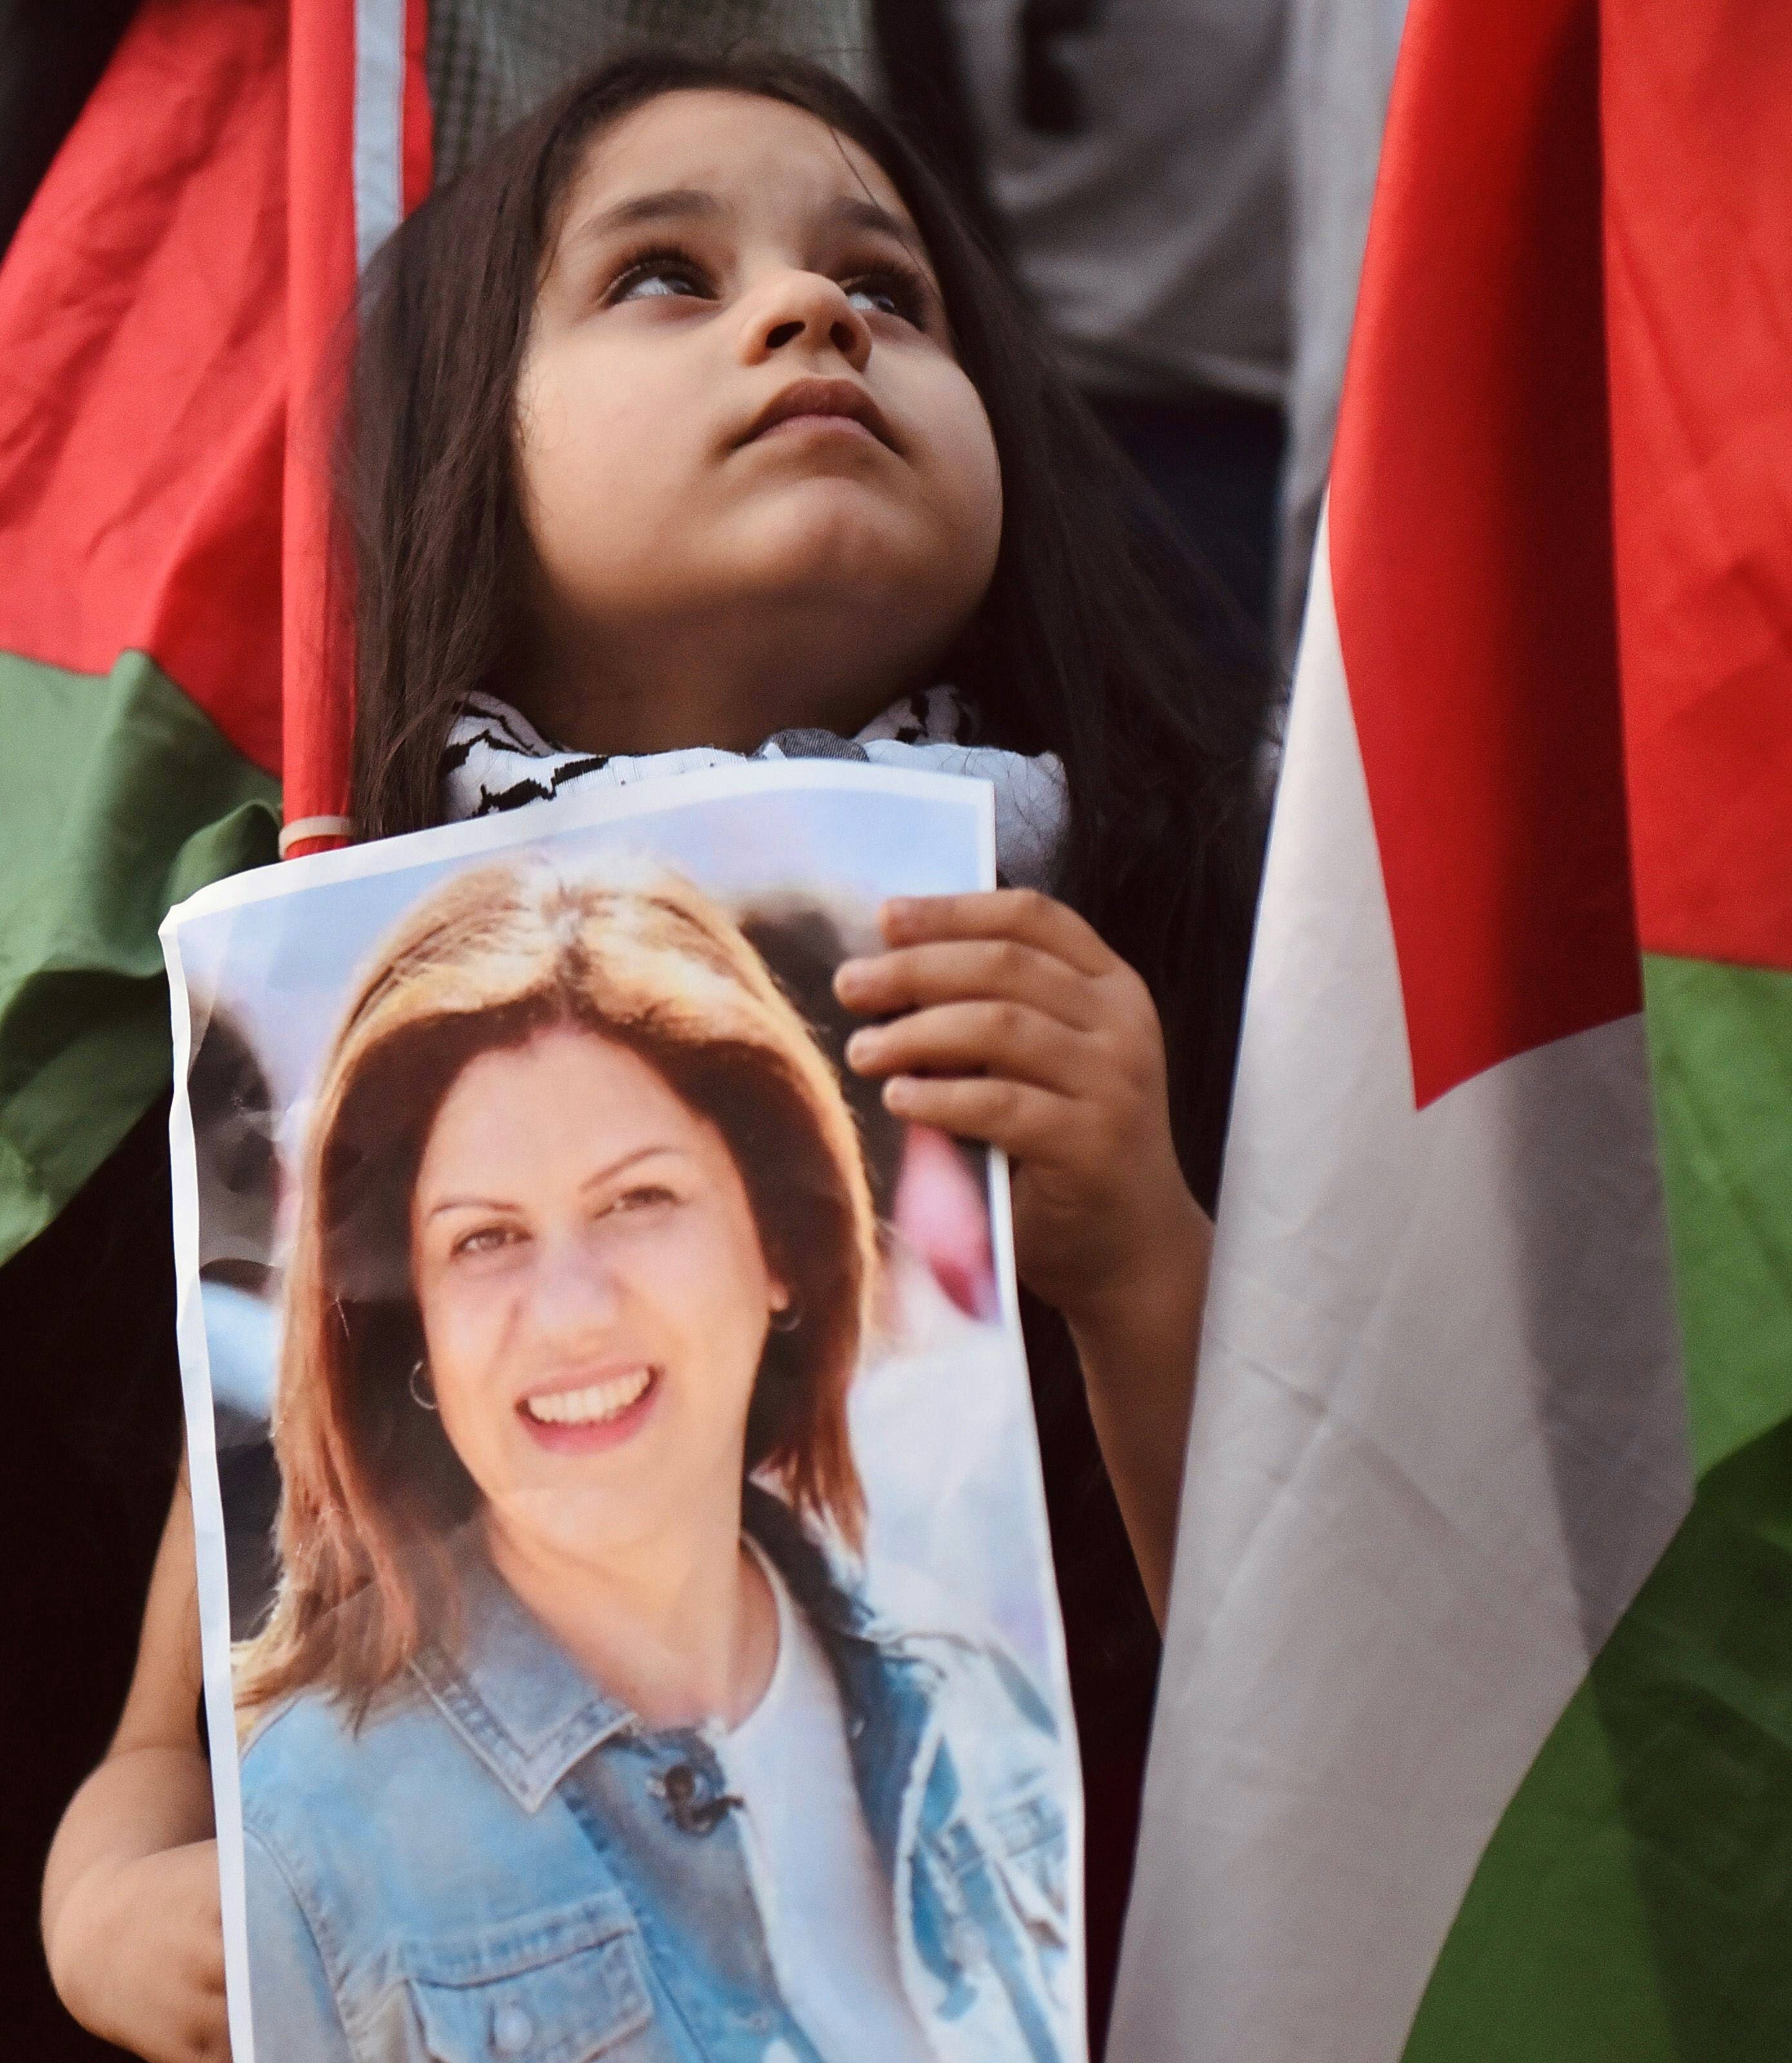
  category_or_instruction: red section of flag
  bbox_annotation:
[0,0,287,775]
[280,0,360,844]
[1602,3,1792,973]
[1327,0,1641,1109]
[0,0,432,826]
[404,0,436,217]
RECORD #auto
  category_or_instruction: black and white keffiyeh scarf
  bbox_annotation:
[440,686,1069,890]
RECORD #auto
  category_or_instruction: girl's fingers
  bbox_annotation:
[834,937,1098,1030]
[846,1001,1089,1095]
[878,888,1116,979]
[882,1073,1080,1160]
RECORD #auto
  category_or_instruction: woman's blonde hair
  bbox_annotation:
[236,857,877,1716]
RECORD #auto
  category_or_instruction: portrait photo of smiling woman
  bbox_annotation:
[208,844,1076,2063]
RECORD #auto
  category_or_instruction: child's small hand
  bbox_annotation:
[835,888,1211,1620]
[836,889,1203,1325]
[54,1839,228,2063]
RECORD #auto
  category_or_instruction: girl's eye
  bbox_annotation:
[608,249,712,306]
[605,1184,678,1217]
[843,264,930,326]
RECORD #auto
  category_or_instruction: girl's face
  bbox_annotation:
[409,1026,789,1565]
[514,88,1004,750]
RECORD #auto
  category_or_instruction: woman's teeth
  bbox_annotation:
[523,1368,652,1426]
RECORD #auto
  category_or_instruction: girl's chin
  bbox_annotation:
[514,1366,661,1456]
[727,466,938,549]
[714,511,977,646]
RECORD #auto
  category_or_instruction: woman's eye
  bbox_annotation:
[605,1184,678,1218]
[451,1224,519,1259]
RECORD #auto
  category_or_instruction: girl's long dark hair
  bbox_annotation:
[344,43,1265,1211]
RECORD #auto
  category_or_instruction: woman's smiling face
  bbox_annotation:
[513,87,1004,748]
[409,1026,788,1560]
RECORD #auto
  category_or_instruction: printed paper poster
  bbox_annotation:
[162,763,1084,2063]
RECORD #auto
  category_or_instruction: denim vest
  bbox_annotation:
[239,1513,1077,2062]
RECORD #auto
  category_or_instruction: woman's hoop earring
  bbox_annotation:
[770,1300,803,1335]
[408,1360,438,1412]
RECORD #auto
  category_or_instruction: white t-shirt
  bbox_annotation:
[717,1551,937,2062]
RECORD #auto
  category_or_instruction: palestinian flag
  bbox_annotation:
[0,0,427,1266]
[1112,0,1792,2056]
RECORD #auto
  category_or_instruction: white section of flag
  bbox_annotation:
[1109,520,1691,2062]
[353,0,407,274]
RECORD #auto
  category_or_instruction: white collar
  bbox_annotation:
[440,689,1068,891]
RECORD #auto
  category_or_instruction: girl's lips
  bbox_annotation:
[516,1365,659,1454]
[755,411,881,444]
[737,376,897,451]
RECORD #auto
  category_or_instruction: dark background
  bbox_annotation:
[1,1105,182,2060]
[1,14,164,2055]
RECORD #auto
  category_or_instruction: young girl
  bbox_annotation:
[42,46,1262,2062]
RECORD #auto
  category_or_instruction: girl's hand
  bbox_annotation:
[835,890,1211,1618]
[44,1471,228,2060]
[50,1837,228,2062]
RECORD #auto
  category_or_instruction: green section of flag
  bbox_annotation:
[1644,957,1792,1476]
[1401,955,1792,2060]
[1403,1419,1792,2060]
[0,649,279,1266]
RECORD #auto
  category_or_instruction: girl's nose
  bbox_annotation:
[738,268,872,373]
